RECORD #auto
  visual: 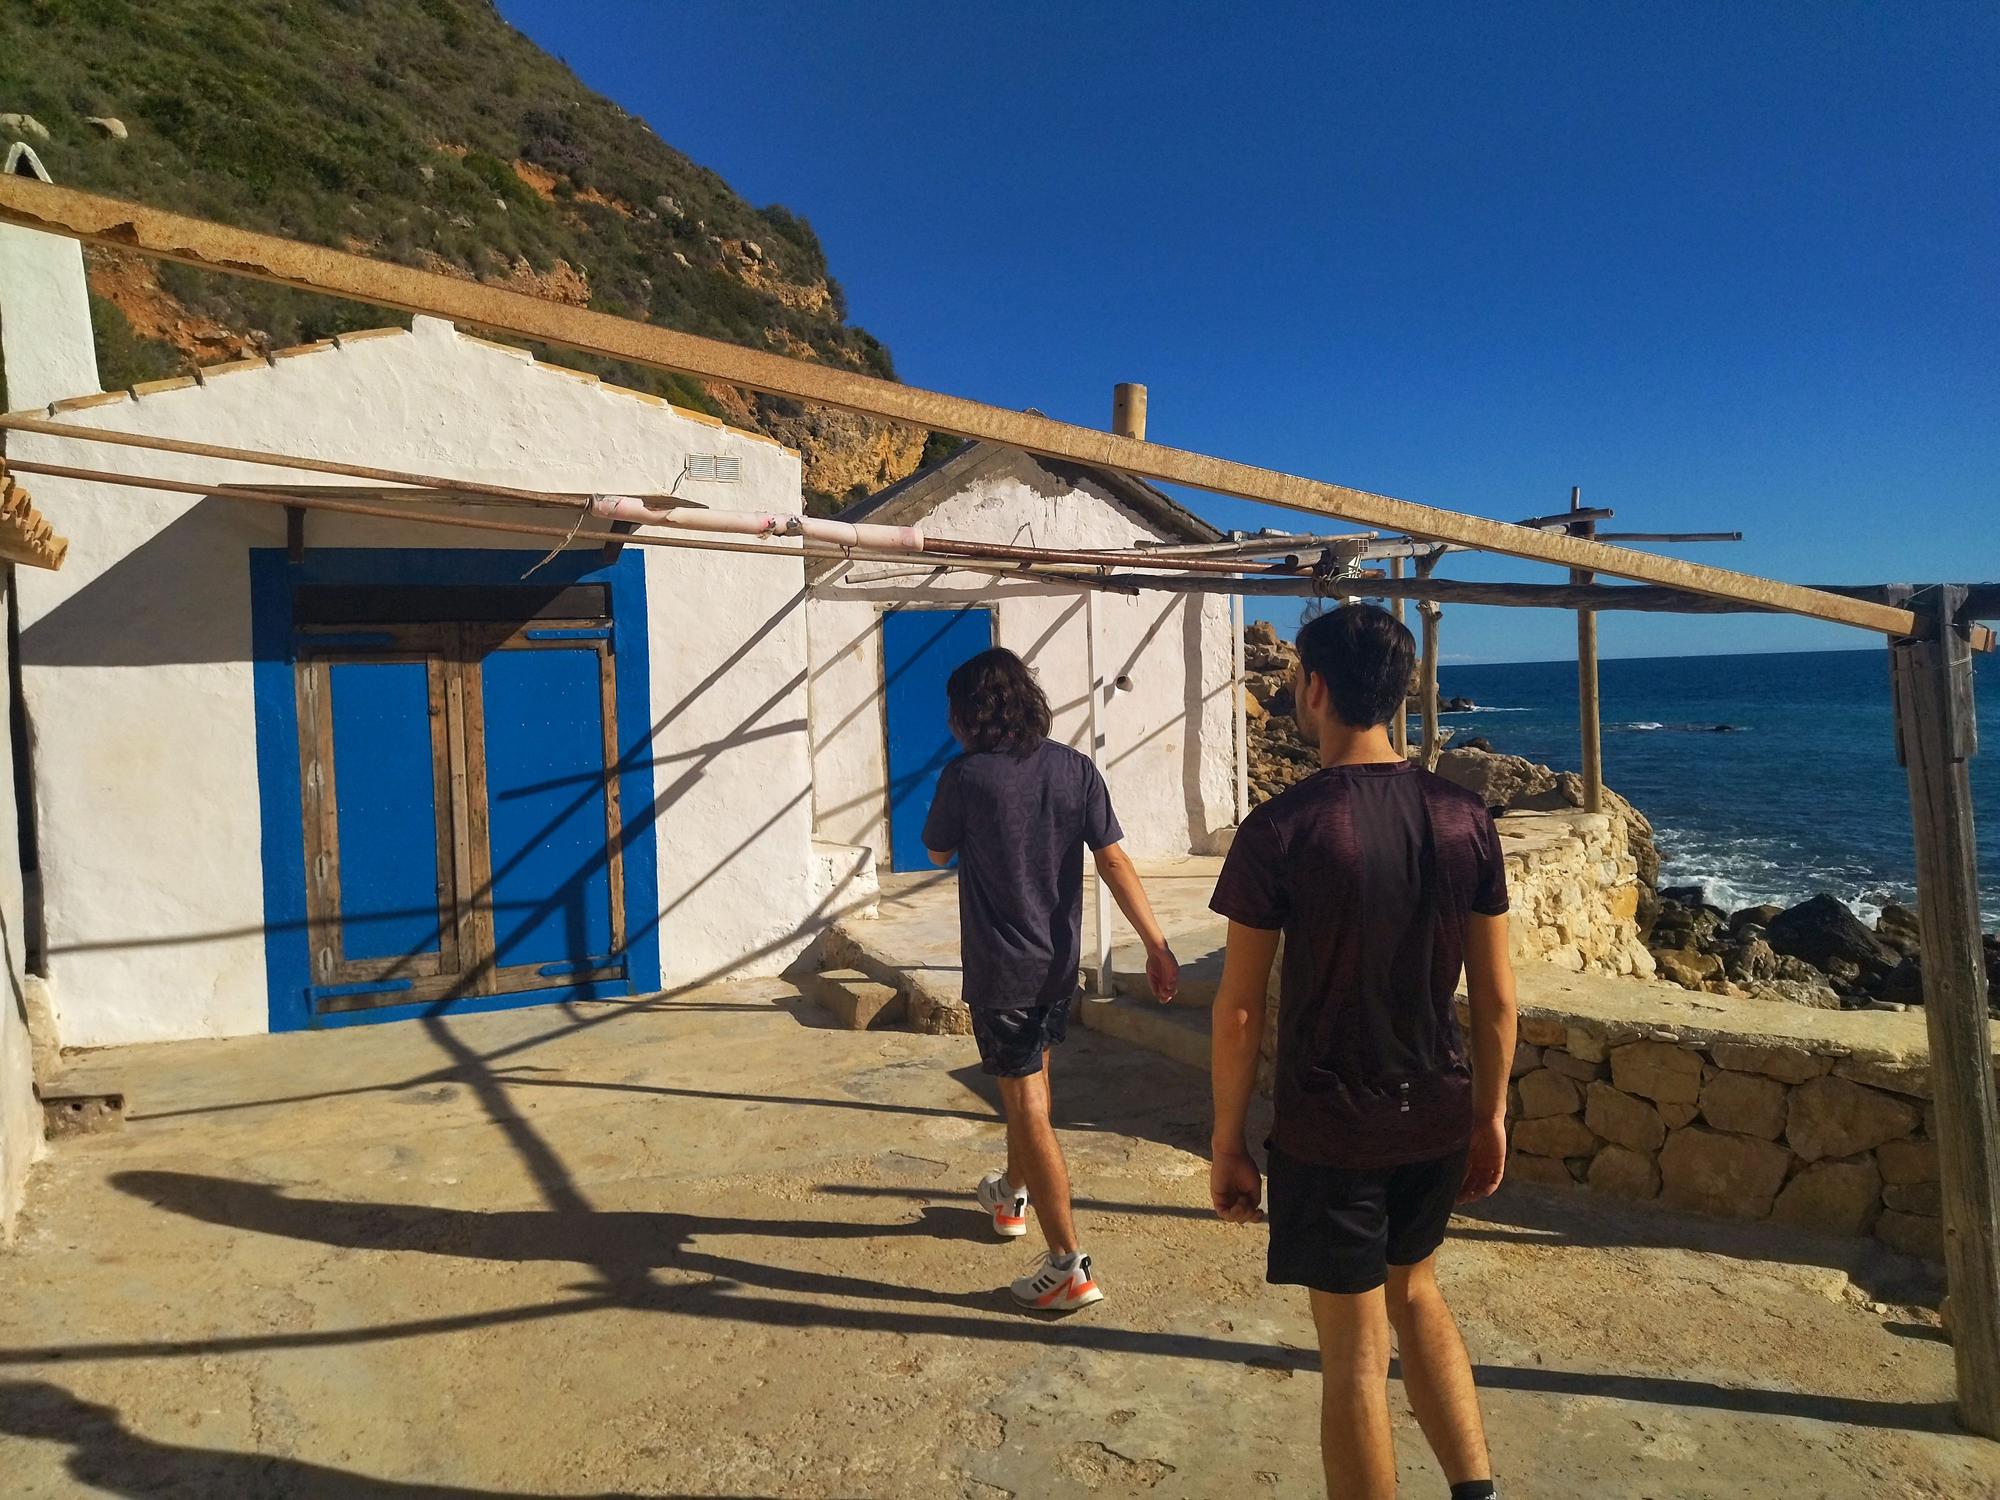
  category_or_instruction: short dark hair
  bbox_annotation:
[945,646,1052,757]
[1295,604,1417,728]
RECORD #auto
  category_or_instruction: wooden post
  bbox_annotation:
[1891,585,2000,1439]
[1086,589,1115,997]
[1112,382,1148,442]
[1390,554,1410,758]
[1231,590,1250,822]
[1569,486,1604,813]
[1418,550,1443,769]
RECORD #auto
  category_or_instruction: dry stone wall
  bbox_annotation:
[1497,809,1654,981]
[1483,1002,1977,1260]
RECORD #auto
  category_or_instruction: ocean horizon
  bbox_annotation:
[1434,645,1999,928]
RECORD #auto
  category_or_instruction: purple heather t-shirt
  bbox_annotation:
[1210,761,1509,1168]
[922,739,1123,1011]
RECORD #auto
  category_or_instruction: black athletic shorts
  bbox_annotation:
[970,993,1073,1077]
[1265,1143,1469,1295]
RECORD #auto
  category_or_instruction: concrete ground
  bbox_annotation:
[0,980,1994,1499]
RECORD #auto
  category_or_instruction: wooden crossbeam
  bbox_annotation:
[0,178,1922,638]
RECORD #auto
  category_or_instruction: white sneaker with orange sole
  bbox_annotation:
[974,1169,1030,1238]
[1011,1250,1103,1312]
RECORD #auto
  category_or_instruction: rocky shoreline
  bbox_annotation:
[1238,623,1999,1018]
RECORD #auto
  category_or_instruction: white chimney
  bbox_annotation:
[0,144,100,411]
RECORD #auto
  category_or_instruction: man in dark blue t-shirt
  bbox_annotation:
[1209,604,1517,1500]
[923,647,1178,1312]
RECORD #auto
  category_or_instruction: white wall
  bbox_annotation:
[9,315,818,1046]
[806,466,1236,865]
[0,574,40,1238]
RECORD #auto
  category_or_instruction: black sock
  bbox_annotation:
[1449,1483,1497,1500]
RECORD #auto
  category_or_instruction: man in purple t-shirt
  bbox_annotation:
[1209,605,1518,1500]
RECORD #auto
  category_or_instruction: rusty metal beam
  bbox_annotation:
[0,178,1920,637]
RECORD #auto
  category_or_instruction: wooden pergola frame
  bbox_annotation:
[1,179,1995,1439]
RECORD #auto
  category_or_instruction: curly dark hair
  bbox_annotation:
[1296,603,1417,728]
[945,647,1051,758]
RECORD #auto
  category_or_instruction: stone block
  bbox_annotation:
[1658,1101,1699,1128]
[812,969,907,1031]
[1697,1071,1787,1141]
[1517,1068,1582,1120]
[1785,1076,1921,1163]
[1511,1113,1599,1159]
[1832,1057,1931,1100]
[1659,1126,1792,1220]
[1610,1040,1703,1105]
[1506,1151,1576,1189]
[1771,1156,1881,1236]
[1566,1027,1609,1064]
[1875,1209,1945,1262]
[1584,1081,1665,1154]
[1542,1049,1605,1082]
[1876,1137,1939,1185]
[1510,1043,1543,1080]
[1519,1014,1567,1048]
[1708,1043,1832,1086]
[1588,1144,1661,1200]
[1883,1180,1942,1216]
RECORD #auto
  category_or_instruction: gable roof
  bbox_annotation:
[833,440,1224,549]
[15,318,789,452]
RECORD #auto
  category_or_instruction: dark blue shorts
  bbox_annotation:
[970,993,1073,1077]
[1265,1144,1469,1295]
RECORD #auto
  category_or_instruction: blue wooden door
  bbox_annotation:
[882,606,992,872]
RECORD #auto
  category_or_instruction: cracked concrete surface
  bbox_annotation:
[0,979,1993,1497]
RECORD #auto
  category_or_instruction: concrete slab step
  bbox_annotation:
[812,969,908,1031]
[1077,991,1212,1072]
[1083,943,1224,1008]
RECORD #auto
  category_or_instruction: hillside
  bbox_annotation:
[0,0,930,509]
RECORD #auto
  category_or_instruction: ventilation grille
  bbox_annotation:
[686,453,742,482]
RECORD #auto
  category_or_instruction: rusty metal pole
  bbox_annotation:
[1890,585,2000,1438]
[1569,487,1604,812]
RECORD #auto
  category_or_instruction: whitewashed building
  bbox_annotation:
[806,442,1240,872]
[0,191,836,1050]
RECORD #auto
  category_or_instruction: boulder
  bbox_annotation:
[1588,1144,1661,1201]
[1746,976,1844,1010]
[1511,1113,1598,1159]
[1657,1101,1700,1129]
[1441,695,1475,712]
[1872,955,1926,1007]
[1652,949,1718,992]
[1609,1041,1703,1105]
[1245,620,1280,651]
[1584,1081,1666,1154]
[1771,1156,1882,1236]
[1659,884,1708,907]
[1876,1137,1939,1185]
[0,112,48,140]
[1722,936,1779,984]
[1785,1076,1921,1163]
[1766,894,1891,973]
[1731,903,1785,934]
[1697,1072,1787,1141]
[1516,1068,1582,1120]
[1430,748,1557,813]
[1875,902,1923,957]
[1659,1126,1793,1219]
[85,115,128,140]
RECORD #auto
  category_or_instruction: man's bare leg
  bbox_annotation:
[996,1054,1078,1255]
[1309,1287,1396,1500]
[1385,1257,1490,1486]
[1003,1048,1048,1195]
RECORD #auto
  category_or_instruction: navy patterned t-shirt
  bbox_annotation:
[922,740,1123,1011]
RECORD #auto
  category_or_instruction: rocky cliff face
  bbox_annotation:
[0,0,928,507]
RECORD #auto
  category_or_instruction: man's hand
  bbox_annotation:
[1145,944,1180,1004]
[1458,1115,1507,1204]
[1210,1148,1265,1223]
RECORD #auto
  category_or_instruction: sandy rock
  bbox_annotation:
[1874,901,1923,957]
[1708,1043,1832,1086]
[1505,1151,1576,1188]
[1698,1071,1788,1141]
[1584,1081,1666,1154]
[1588,1144,1661,1200]
[1832,1056,1930,1099]
[1541,1048,1605,1083]
[1431,748,1557,811]
[1519,1015,1567,1048]
[1609,1041,1703,1105]
[1723,936,1779,983]
[85,115,128,140]
[1659,1126,1793,1219]
[1771,1156,1882,1236]
[1653,949,1720,991]
[1876,1137,1939,1185]
[1785,1077,1921,1164]
[1746,977,1843,1010]
[1875,1208,1945,1261]
[1517,1069,1582,1120]
[1511,1113,1599,1159]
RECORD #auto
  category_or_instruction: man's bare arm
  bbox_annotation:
[926,847,953,868]
[1459,911,1518,1202]
[1091,842,1179,1001]
[1210,921,1280,1222]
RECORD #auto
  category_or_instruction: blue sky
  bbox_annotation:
[496,1,1996,663]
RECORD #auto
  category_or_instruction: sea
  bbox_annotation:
[1434,647,2000,929]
